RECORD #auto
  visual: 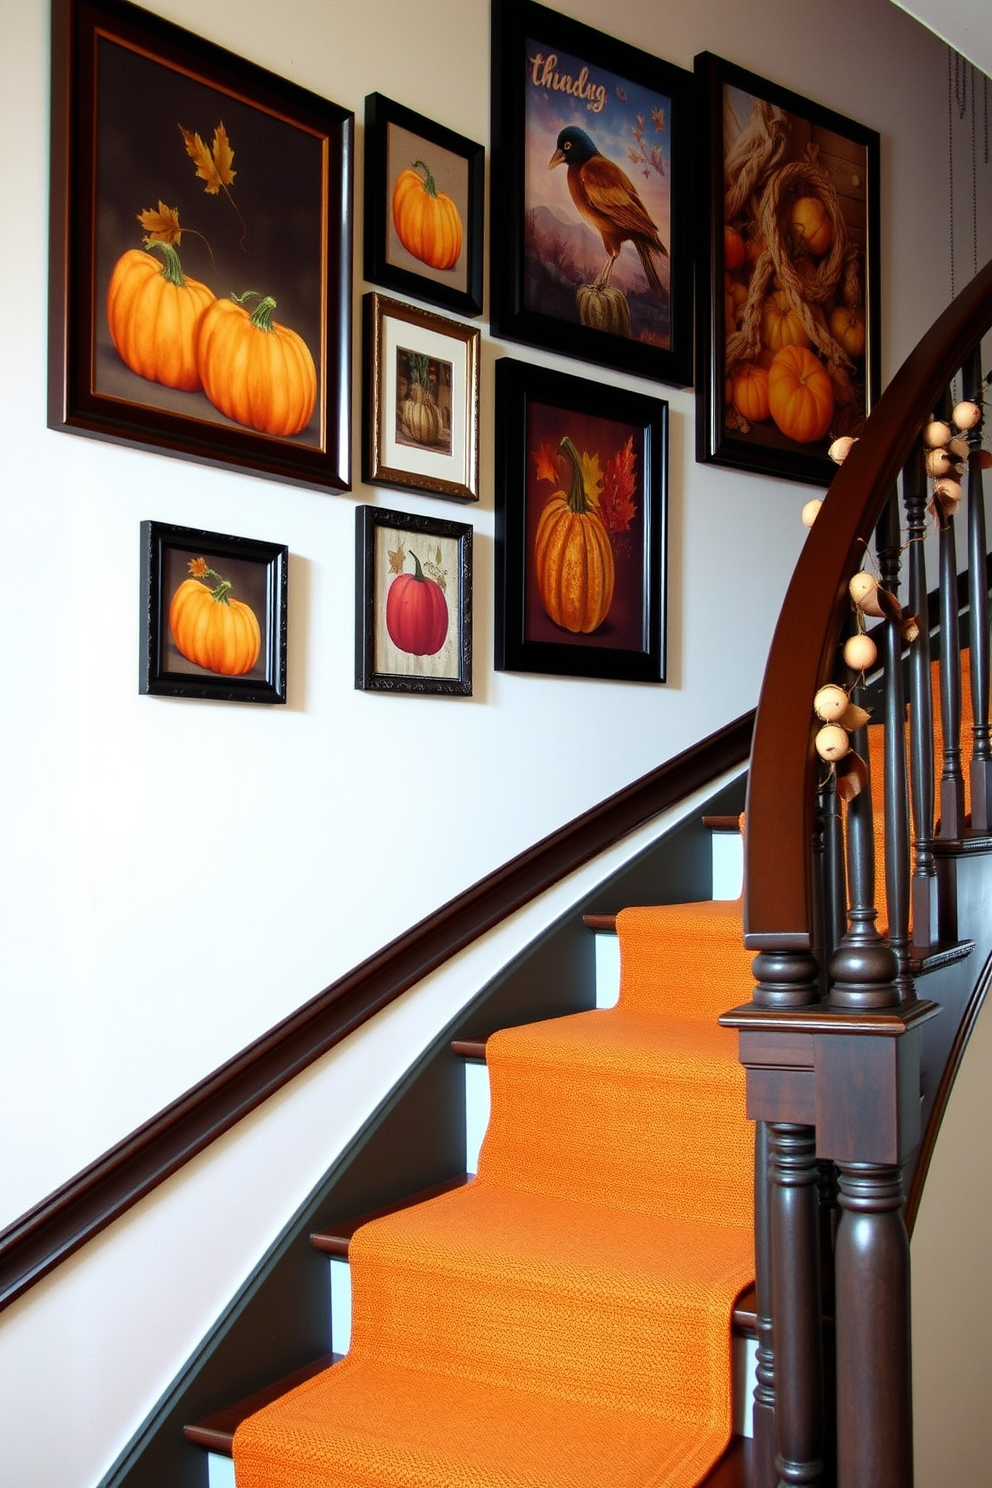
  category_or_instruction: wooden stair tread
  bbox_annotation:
[698,1435,752,1486]
[310,1174,471,1254]
[184,1352,337,1453]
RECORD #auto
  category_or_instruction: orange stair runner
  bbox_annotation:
[233,900,757,1488]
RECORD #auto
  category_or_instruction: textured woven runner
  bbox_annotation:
[234,898,756,1487]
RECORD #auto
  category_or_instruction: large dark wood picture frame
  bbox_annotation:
[49,0,353,492]
[490,0,693,386]
[695,51,881,486]
[495,358,668,683]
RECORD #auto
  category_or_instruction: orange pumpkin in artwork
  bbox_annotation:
[768,345,835,444]
[169,559,261,676]
[731,361,770,423]
[535,437,615,635]
[392,160,463,271]
[760,290,810,353]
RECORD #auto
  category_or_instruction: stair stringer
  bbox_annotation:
[93,772,746,1488]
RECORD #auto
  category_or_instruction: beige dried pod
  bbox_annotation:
[839,703,871,731]
[933,477,963,505]
[952,400,982,430]
[814,683,849,722]
[816,724,851,762]
[828,435,856,465]
[924,419,953,448]
[801,499,823,528]
[849,571,884,616]
[948,436,970,459]
[843,632,878,671]
[925,447,955,478]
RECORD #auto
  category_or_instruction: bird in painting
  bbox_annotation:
[549,125,668,295]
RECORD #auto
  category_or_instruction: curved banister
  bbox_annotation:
[744,256,992,948]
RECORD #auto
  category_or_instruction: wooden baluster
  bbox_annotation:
[769,1123,825,1488]
[963,349,992,830]
[752,1122,778,1488]
[828,691,901,1010]
[875,489,913,998]
[751,948,821,1488]
[833,1162,913,1488]
[903,444,938,946]
[936,390,966,837]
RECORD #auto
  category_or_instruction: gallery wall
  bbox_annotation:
[0,0,990,1484]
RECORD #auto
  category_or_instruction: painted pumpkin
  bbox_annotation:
[724,225,745,271]
[386,551,449,656]
[760,290,810,353]
[392,160,463,271]
[169,561,261,676]
[401,393,443,446]
[196,292,317,437]
[106,243,215,391]
[789,196,833,257]
[829,305,867,360]
[576,284,632,337]
[768,345,835,444]
[535,436,615,635]
[731,362,770,423]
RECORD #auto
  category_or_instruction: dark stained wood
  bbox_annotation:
[703,815,744,832]
[0,712,754,1314]
[744,256,992,950]
[768,1123,825,1488]
[938,498,967,841]
[965,349,992,830]
[310,1174,471,1255]
[582,913,617,931]
[184,1353,337,1454]
[904,441,939,947]
[451,1035,488,1060]
[698,1436,752,1486]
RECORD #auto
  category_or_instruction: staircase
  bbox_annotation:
[186,823,757,1487]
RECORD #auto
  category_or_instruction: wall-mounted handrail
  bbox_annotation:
[0,713,752,1314]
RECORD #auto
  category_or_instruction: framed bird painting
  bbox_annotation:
[490,0,693,387]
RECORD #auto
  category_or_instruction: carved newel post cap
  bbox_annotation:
[750,948,820,1009]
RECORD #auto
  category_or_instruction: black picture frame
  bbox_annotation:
[355,506,473,695]
[495,358,668,683]
[49,0,353,492]
[362,292,481,502]
[363,93,484,318]
[490,0,693,386]
[140,521,288,703]
[694,51,881,486]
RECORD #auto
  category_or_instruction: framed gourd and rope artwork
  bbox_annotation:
[694,52,881,486]
[48,0,353,492]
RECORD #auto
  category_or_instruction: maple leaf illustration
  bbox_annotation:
[387,544,406,575]
[533,443,561,484]
[137,200,182,246]
[179,122,236,195]
[580,449,603,509]
[652,107,667,133]
[599,437,638,534]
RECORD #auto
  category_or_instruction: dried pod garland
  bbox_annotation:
[922,388,989,526]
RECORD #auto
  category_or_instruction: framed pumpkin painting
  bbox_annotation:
[495,358,668,683]
[49,0,353,491]
[140,521,288,703]
[694,52,880,485]
[364,93,484,317]
[355,506,473,696]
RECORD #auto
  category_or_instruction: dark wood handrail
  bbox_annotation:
[744,256,992,947]
[0,713,752,1313]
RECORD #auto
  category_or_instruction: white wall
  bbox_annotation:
[0,0,989,1484]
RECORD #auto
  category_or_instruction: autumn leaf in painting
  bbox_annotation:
[580,449,603,510]
[180,122,237,195]
[387,544,406,575]
[599,436,638,534]
[137,200,183,246]
[533,443,560,485]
